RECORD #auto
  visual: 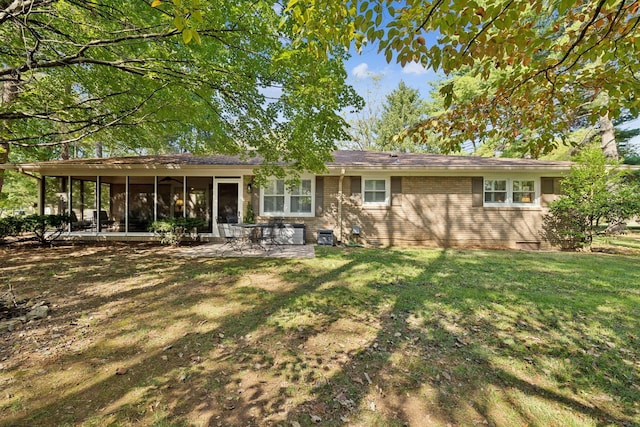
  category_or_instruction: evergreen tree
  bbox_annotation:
[373,81,433,153]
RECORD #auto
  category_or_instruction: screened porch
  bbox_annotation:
[41,175,245,236]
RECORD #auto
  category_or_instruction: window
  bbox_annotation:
[363,177,390,206]
[263,179,285,213]
[261,178,314,216]
[484,179,507,203]
[513,180,535,204]
[484,178,538,207]
[290,180,312,213]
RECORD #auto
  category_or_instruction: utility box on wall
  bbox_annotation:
[317,229,334,246]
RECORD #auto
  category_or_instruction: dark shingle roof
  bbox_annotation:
[330,150,570,167]
[19,150,572,169]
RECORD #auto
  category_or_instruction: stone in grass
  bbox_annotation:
[26,305,49,321]
[115,367,128,375]
[0,319,22,333]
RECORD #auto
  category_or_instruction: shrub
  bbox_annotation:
[149,217,206,246]
[540,200,590,250]
[243,202,255,224]
[541,149,640,250]
[23,213,72,245]
[0,216,25,242]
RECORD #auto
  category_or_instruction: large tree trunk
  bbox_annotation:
[0,80,19,196]
[61,142,70,160]
[599,114,619,160]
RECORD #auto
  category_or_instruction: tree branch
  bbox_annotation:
[462,0,515,57]
[10,83,170,147]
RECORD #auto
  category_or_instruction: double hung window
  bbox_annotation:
[484,178,537,207]
[261,178,314,216]
[362,177,390,206]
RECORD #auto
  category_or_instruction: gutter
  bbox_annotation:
[17,166,41,182]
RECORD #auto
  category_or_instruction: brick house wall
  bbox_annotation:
[252,175,561,249]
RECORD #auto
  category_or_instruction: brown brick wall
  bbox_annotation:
[252,175,551,249]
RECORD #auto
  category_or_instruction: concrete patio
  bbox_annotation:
[174,243,316,259]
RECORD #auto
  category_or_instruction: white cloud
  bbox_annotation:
[352,63,375,79]
[402,61,429,75]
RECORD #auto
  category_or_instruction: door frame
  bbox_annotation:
[212,177,243,237]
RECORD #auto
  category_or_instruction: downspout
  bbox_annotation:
[338,168,345,244]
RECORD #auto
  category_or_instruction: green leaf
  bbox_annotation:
[182,28,192,43]
[173,15,185,31]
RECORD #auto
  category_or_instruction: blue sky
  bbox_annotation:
[343,44,640,151]
[344,35,442,105]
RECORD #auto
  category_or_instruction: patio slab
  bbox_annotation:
[174,243,316,259]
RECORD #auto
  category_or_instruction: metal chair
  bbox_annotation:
[265,217,285,249]
[219,223,244,253]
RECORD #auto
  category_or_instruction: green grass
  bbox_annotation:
[0,242,638,426]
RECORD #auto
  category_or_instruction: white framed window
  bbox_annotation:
[484,178,538,207]
[263,179,285,214]
[484,179,507,204]
[260,177,315,217]
[362,176,390,206]
[512,180,536,204]
[290,179,312,214]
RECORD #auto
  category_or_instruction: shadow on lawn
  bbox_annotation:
[1,245,637,426]
[279,249,637,426]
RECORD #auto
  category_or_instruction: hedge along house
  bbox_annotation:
[2,150,570,248]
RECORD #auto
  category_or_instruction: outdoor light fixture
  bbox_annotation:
[247,182,253,192]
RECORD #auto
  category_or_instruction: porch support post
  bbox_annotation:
[96,176,101,232]
[154,176,158,222]
[67,175,72,232]
[125,176,129,233]
[215,176,217,232]
[38,177,45,215]
[183,176,186,218]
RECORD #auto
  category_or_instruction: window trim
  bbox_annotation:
[362,176,391,207]
[259,175,315,217]
[483,177,540,207]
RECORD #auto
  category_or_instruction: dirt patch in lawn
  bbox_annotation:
[0,242,638,426]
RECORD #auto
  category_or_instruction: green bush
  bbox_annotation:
[149,217,206,246]
[0,216,25,242]
[23,213,72,245]
[541,149,640,250]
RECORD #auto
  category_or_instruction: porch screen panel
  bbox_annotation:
[43,176,68,215]
[98,179,117,232]
[128,176,155,232]
[187,177,212,232]
[71,177,97,231]
[158,176,184,220]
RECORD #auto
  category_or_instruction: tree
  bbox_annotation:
[342,75,383,151]
[283,0,640,156]
[541,148,640,250]
[0,1,362,194]
[373,81,433,152]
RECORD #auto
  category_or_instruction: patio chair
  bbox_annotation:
[70,211,92,231]
[219,223,245,253]
[93,210,115,231]
[265,217,285,249]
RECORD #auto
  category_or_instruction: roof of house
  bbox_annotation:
[2,150,577,175]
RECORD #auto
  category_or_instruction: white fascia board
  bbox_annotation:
[20,164,256,177]
[323,165,573,176]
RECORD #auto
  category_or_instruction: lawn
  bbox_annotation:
[0,240,638,426]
